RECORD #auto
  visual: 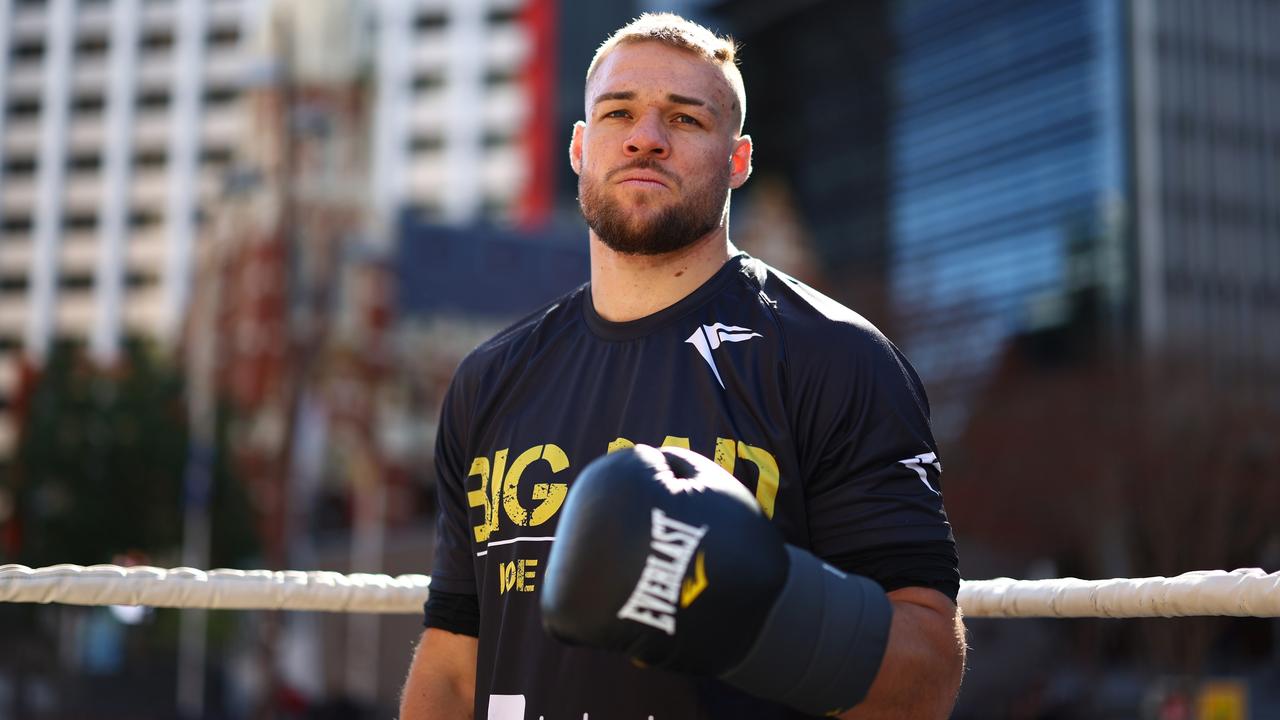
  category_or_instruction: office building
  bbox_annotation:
[0,0,252,454]
[715,0,1279,434]
[0,0,544,457]
[1130,0,1280,381]
[887,0,1130,432]
[891,0,1280,429]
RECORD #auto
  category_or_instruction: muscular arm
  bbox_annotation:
[400,628,478,720]
[840,587,966,720]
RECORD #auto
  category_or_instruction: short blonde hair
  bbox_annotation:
[586,13,746,133]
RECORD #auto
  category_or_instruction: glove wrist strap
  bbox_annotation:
[719,545,893,716]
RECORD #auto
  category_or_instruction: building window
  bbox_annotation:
[68,153,102,172]
[208,25,239,47]
[204,87,237,106]
[125,270,156,289]
[410,135,444,153]
[12,40,44,62]
[75,35,110,57]
[130,210,160,228]
[482,131,513,149]
[414,12,448,31]
[488,6,520,24]
[141,31,175,52]
[0,276,29,293]
[7,98,41,119]
[2,216,33,234]
[138,91,169,110]
[66,214,97,231]
[200,146,234,165]
[3,156,37,175]
[135,150,167,169]
[60,273,95,291]
[412,73,445,92]
[72,95,107,114]
[484,68,519,86]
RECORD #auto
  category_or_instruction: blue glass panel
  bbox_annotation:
[886,0,1129,425]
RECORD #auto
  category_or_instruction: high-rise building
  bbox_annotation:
[0,0,546,457]
[184,1,559,710]
[0,0,253,454]
[1130,0,1280,381]
[889,0,1280,430]
[887,0,1131,433]
[367,0,545,228]
[714,0,1279,435]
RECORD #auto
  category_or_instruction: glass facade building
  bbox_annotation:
[888,0,1129,433]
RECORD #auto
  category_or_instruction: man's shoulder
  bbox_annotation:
[736,256,892,357]
[739,258,931,419]
[452,283,589,387]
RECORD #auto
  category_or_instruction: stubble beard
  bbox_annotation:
[579,160,730,256]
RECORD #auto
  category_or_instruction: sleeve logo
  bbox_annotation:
[685,323,763,389]
[898,451,942,495]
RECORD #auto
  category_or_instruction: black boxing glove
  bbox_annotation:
[541,445,893,716]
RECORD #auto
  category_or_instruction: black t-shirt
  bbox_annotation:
[427,254,958,720]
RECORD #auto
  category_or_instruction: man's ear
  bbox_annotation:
[569,121,586,175]
[729,134,753,189]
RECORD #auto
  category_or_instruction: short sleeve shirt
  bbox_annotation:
[429,254,958,720]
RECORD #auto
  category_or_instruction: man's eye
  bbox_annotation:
[604,109,630,119]
[674,114,701,126]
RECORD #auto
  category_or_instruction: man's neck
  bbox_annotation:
[588,229,736,323]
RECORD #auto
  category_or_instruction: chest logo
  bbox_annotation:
[685,323,762,389]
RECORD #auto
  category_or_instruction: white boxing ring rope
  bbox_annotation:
[1,564,1278,618]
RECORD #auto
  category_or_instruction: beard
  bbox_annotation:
[579,159,730,256]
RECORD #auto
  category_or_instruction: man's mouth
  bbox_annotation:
[608,163,678,189]
[618,176,668,188]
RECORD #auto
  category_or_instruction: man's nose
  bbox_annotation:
[624,111,670,158]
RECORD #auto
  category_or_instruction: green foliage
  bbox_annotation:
[3,339,260,571]
[8,340,187,566]
[0,340,266,675]
[207,402,260,570]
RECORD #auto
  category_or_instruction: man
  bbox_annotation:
[401,13,964,719]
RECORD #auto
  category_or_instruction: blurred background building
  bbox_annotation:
[1,0,1278,718]
[718,0,1280,436]
[715,2,1280,715]
[0,0,542,457]
[0,0,248,454]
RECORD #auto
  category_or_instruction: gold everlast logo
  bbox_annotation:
[615,509,708,635]
[680,552,708,608]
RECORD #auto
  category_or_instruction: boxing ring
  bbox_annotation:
[2,564,1278,618]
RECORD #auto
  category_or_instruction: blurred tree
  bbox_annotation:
[0,341,258,720]
[948,336,1280,675]
[7,340,186,566]
[2,340,258,569]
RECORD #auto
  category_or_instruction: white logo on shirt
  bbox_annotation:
[898,452,942,495]
[488,695,658,720]
[685,323,762,389]
[487,695,524,720]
